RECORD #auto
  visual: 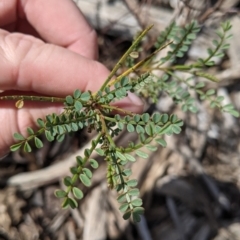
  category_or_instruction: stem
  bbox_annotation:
[118,121,172,153]
[99,25,154,92]
[107,41,173,88]
[100,104,134,116]
[0,95,65,103]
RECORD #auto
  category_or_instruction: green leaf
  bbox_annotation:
[223,103,235,111]
[145,124,154,136]
[62,198,69,208]
[135,150,148,159]
[115,114,121,121]
[55,189,67,198]
[73,89,81,99]
[142,113,150,122]
[187,33,196,40]
[136,125,145,134]
[161,114,169,123]
[37,118,45,127]
[90,159,99,169]
[56,134,65,142]
[228,110,239,117]
[132,212,141,223]
[216,96,224,102]
[64,124,72,132]
[104,87,110,94]
[80,174,91,187]
[76,156,83,166]
[117,193,126,203]
[45,131,54,142]
[120,76,129,86]
[63,176,72,186]
[13,133,25,141]
[27,127,34,135]
[155,138,167,147]
[176,51,184,58]
[127,123,135,132]
[210,101,216,108]
[95,148,105,156]
[195,82,205,89]
[123,210,131,220]
[140,133,146,143]
[80,92,91,101]
[127,179,138,187]
[71,123,78,131]
[116,151,126,161]
[152,113,161,123]
[24,142,32,152]
[83,168,93,179]
[146,145,157,151]
[74,101,83,111]
[206,89,215,96]
[131,198,143,207]
[188,105,198,113]
[182,104,188,112]
[70,167,79,174]
[117,122,124,130]
[133,207,144,215]
[172,125,181,134]
[10,143,22,152]
[84,148,91,158]
[133,114,141,122]
[78,122,84,129]
[212,39,219,46]
[68,197,78,208]
[128,188,140,196]
[119,203,129,212]
[34,137,43,148]
[66,95,74,104]
[57,125,64,134]
[107,94,114,100]
[72,187,84,200]
[124,153,136,162]
[122,169,132,177]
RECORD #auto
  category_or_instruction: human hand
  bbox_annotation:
[0,0,144,157]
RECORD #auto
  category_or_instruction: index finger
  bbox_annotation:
[1,0,98,59]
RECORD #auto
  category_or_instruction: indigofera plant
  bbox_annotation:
[1,21,238,222]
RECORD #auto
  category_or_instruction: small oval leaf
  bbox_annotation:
[72,187,84,200]
[123,210,131,220]
[90,159,99,169]
[13,133,25,141]
[80,174,91,187]
[95,148,105,156]
[10,143,22,152]
[119,203,129,212]
[131,198,143,207]
[83,168,93,179]
[124,154,136,162]
[68,197,78,209]
[55,189,67,198]
[27,127,34,135]
[63,176,72,187]
[135,150,148,159]
[24,142,32,152]
[34,137,43,148]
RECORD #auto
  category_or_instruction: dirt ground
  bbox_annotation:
[1,0,240,240]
